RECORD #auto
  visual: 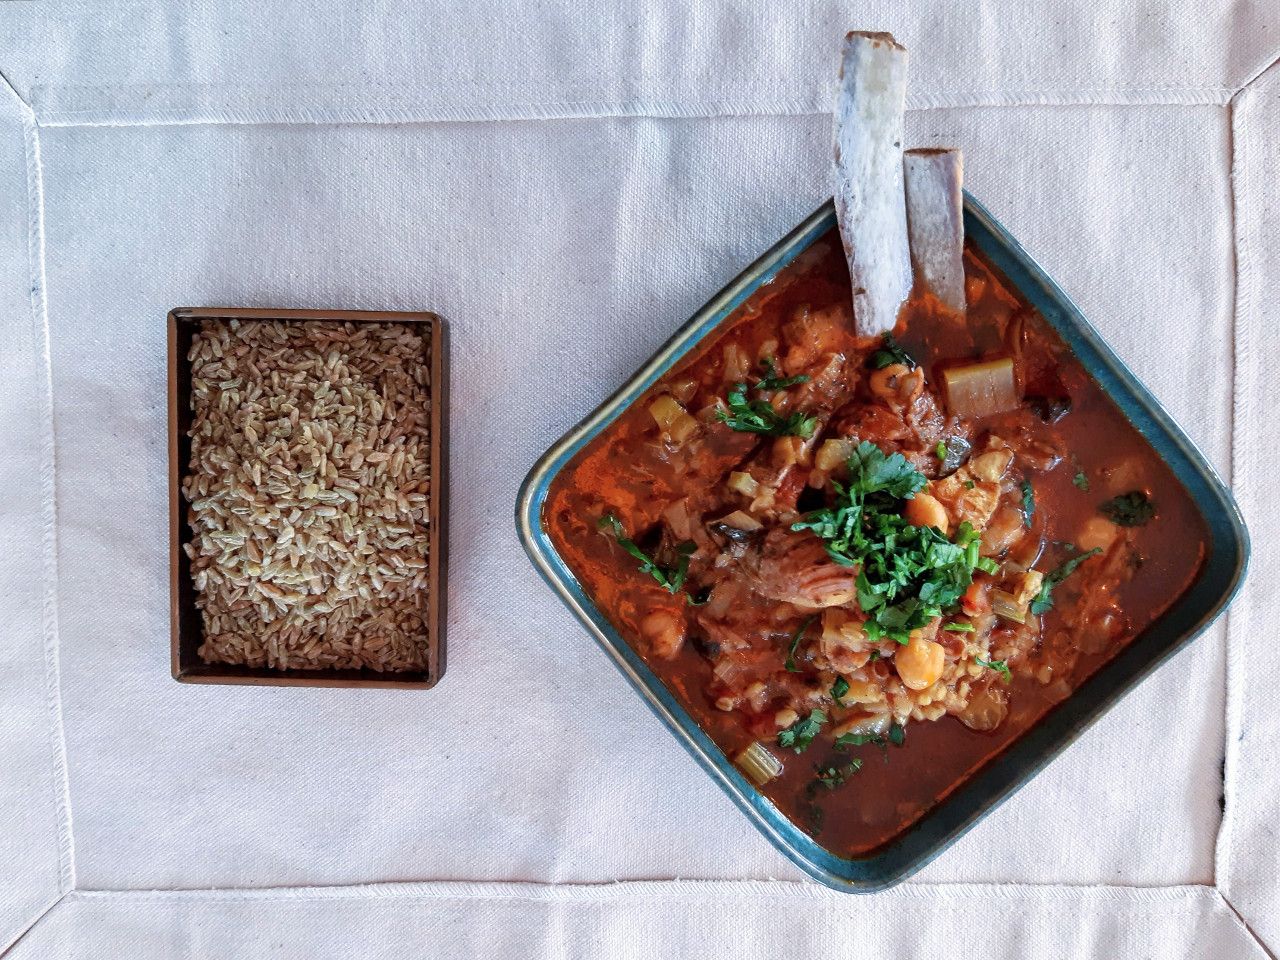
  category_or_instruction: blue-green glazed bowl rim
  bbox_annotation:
[516,197,1250,892]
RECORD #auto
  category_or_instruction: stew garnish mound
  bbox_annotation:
[545,229,1207,855]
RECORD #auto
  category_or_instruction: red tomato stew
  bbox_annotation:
[544,228,1206,855]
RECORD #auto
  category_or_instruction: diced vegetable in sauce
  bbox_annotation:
[942,357,1019,418]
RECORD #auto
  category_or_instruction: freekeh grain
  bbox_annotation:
[183,318,432,672]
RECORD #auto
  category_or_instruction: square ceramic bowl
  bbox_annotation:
[169,307,448,689]
[516,198,1248,890]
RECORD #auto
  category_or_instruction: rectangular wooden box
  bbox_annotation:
[168,307,447,688]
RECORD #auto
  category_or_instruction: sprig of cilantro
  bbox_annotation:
[784,615,817,673]
[778,709,827,753]
[1020,479,1036,528]
[791,441,993,644]
[597,513,696,598]
[1029,546,1104,615]
[716,359,815,437]
[830,675,850,704]
[1099,490,1155,527]
[834,721,906,755]
[868,333,916,370]
[756,357,810,391]
[815,758,863,790]
[975,657,1012,682]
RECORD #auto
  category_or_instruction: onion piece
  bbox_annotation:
[712,510,763,532]
[727,471,760,498]
[942,357,1019,418]
[833,31,913,337]
[735,741,784,786]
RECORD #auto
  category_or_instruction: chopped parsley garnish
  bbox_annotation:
[975,657,1012,682]
[756,357,810,392]
[1020,479,1036,528]
[815,758,863,789]
[868,650,881,662]
[1072,470,1090,491]
[598,513,697,599]
[963,479,976,490]
[778,709,827,753]
[1029,546,1104,615]
[835,720,906,753]
[935,441,948,461]
[784,615,817,673]
[944,621,975,633]
[868,333,916,370]
[792,442,994,644]
[1099,490,1156,527]
[716,380,817,438]
[830,675,850,703]
[716,358,813,437]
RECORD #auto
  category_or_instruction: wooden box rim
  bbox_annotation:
[168,306,447,689]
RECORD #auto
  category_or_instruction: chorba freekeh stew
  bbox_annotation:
[545,228,1206,854]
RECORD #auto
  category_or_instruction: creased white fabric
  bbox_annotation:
[37,107,1231,892]
[1,1,1278,957]
[7,883,1270,960]
[0,82,70,952]
[1219,58,1280,949]
[2,0,1278,126]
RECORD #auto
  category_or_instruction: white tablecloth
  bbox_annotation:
[1,2,1276,956]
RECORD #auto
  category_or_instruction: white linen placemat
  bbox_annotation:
[1,1,1277,956]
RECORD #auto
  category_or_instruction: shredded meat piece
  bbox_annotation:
[751,527,858,609]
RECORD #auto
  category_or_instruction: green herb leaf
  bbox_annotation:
[784,615,817,673]
[831,675,850,703]
[888,722,906,746]
[1020,479,1036,528]
[1099,490,1156,527]
[975,657,1012,682]
[935,441,948,461]
[815,758,863,789]
[1072,470,1091,491]
[1029,546,1104,615]
[792,442,991,645]
[944,621,975,633]
[778,709,827,754]
[963,479,976,490]
[597,513,698,598]
[756,357,811,392]
[868,333,916,370]
[716,361,815,437]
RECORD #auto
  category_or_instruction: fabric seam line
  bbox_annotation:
[63,879,1224,907]
[28,89,1239,129]
[10,74,77,894]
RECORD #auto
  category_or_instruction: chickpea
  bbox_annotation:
[774,708,799,729]
[905,492,949,534]
[1077,515,1120,553]
[868,363,923,404]
[895,632,945,691]
[640,610,684,660]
